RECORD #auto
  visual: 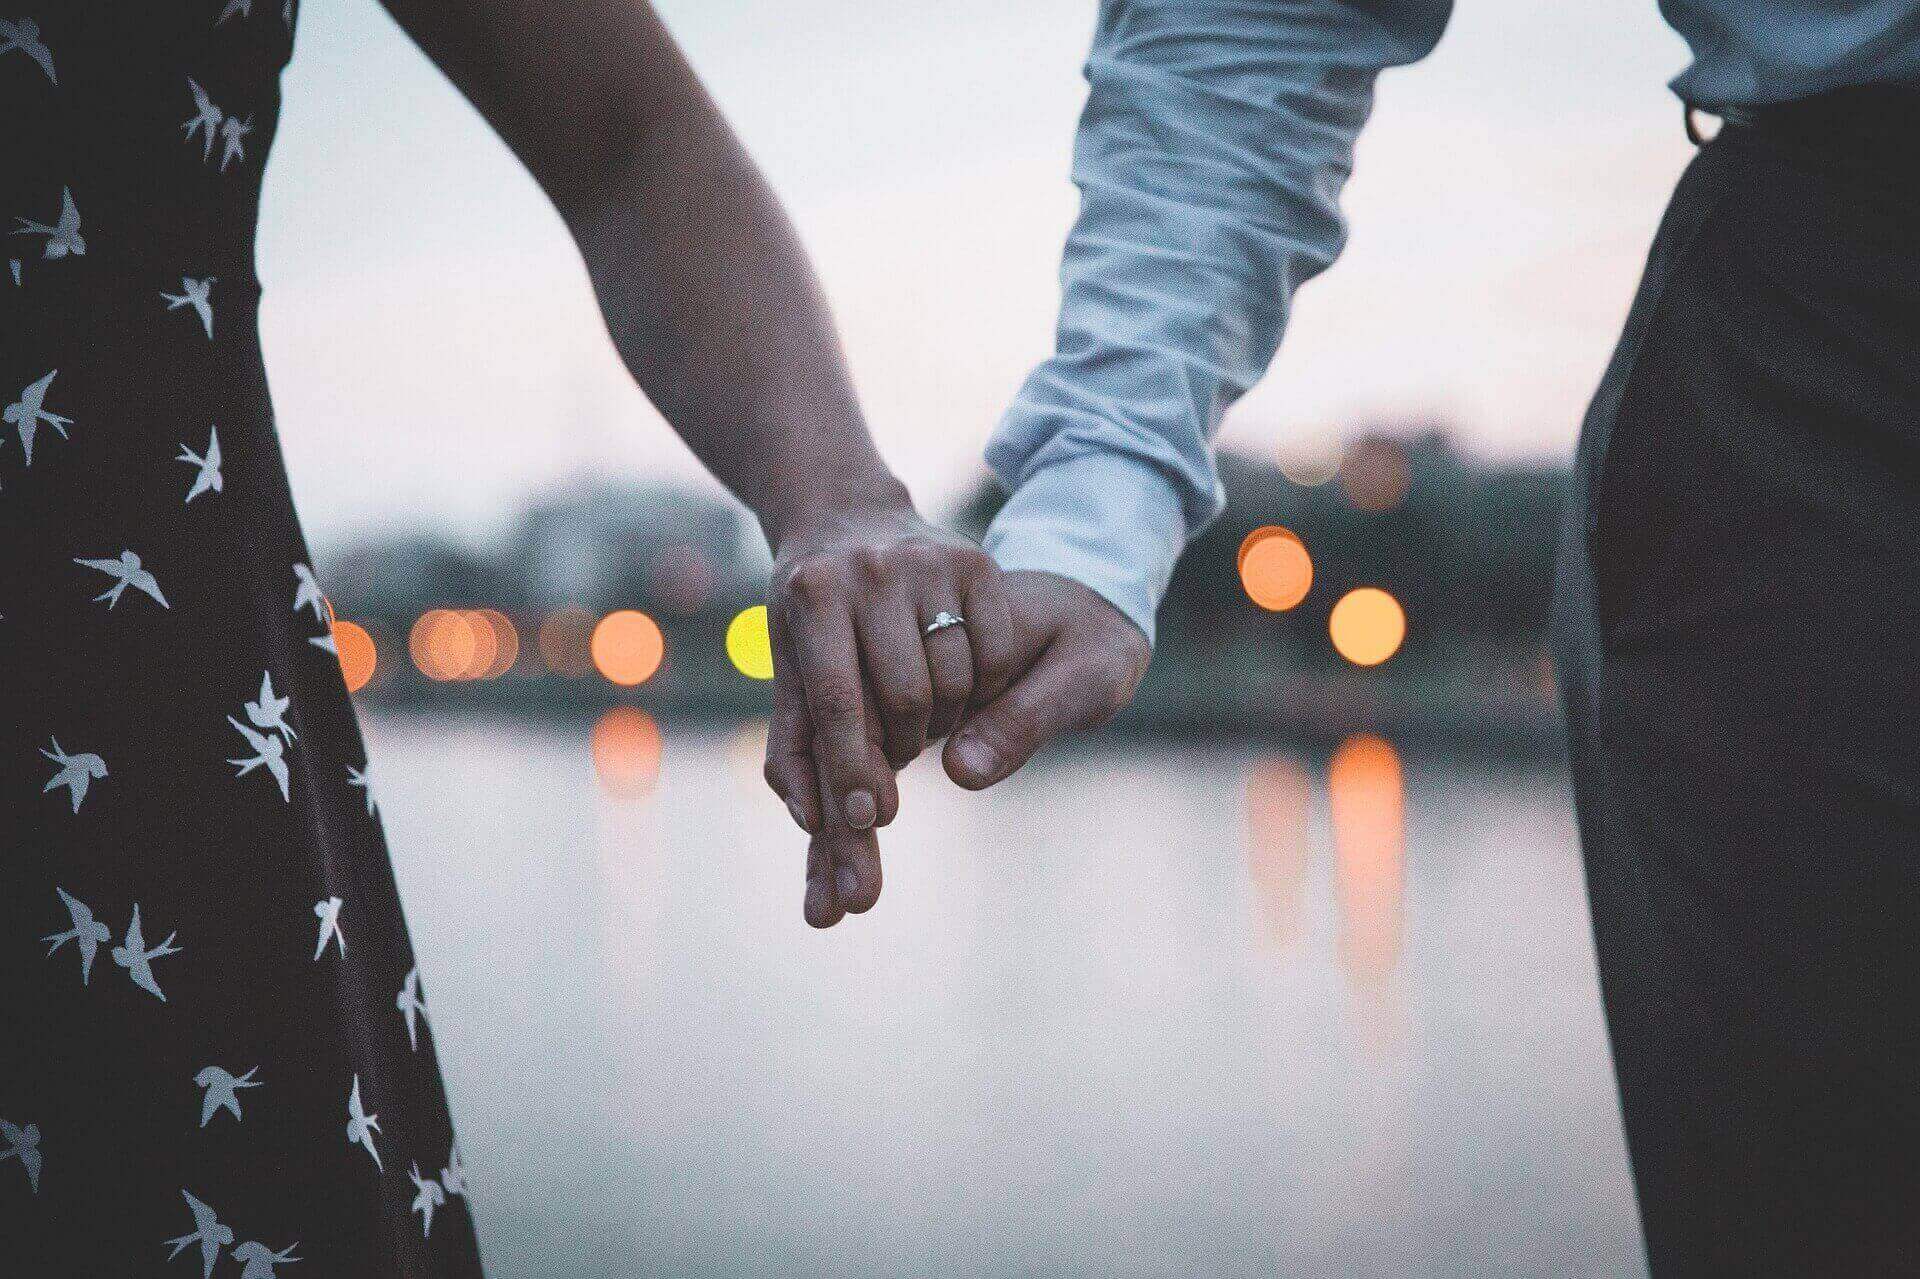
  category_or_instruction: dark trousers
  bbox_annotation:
[1554,89,1920,1275]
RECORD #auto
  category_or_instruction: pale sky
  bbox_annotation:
[258,0,1696,553]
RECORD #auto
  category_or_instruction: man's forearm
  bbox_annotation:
[985,0,1454,643]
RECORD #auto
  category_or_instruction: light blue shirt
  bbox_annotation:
[982,0,1920,643]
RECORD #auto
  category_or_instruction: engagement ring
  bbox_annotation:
[924,611,965,636]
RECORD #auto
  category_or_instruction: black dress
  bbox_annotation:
[2,5,483,1274]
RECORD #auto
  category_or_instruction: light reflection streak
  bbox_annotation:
[1329,733,1407,1047]
[1245,755,1313,950]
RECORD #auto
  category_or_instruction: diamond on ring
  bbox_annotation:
[924,611,965,636]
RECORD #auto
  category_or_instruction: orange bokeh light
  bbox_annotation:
[1329,588,1407,667]
[1340,437,1411,513]
[409,609,521,681]
[1237,526,1314,612]
[538,607,597,678]
[472,609,519,680]
[333,620,378,693]
[591,610,665,687]
[592,706,663,796]
[410,610,467,682]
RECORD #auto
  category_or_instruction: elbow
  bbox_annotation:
[538,100,658,234]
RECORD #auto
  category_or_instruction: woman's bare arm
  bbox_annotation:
[378,0,887,551]
[376,0,1017,923]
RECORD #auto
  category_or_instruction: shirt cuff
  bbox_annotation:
[982,448,1187,648]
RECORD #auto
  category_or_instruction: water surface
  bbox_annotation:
[370,714,1642,1277]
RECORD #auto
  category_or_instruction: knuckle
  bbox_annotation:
[850,544,889,582]
[952,544,995,580]
[780,557,841,606]
[895,535,944,571]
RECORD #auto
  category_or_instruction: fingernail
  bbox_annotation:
[845,789,876,830]
[785,797,812,832]
[953,734,996,779]
[836,865,859,903]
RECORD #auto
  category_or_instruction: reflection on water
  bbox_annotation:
[1330,734,1407,1046]
[371,715,1643,1278]
[1245,755,1311,951]
[590,707,662,796]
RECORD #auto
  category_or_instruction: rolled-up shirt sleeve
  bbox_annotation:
[984,0,1452,643]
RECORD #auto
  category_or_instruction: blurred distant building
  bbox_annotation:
[314,430,1572,751]
[507,478,768,613]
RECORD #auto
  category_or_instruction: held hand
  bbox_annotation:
[762,496,1019,836]
[942,571,1151,791]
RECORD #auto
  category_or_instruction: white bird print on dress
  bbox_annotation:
[308,629,337,654]
[347,762,378,815]
[408,1162,446,1237]
[312,896,346,960]
[0,1120,41,1194]
[0,18,55,84]
[440,1142,467,1197]
[219,114,253,172]
[245,669,297,744]
[291,562,327,624]
[113,904,182,1002]
[227,717,291,802]
[40,738,107,813]
[75,550,169,609]
[162,276,216,339]
[194,1065,262,1127]
[10,186,82,258]
[396,966,428,1051]
[345,1075,383,1172]
[44,886,112,983]
[177,426,222,503]
[232,1241,301,1278]
[6,369,72,466]
[218,0,254,23]
[164,1189,233,1279]
[182,79,223,161]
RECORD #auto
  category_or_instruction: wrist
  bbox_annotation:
[759,461,914,553]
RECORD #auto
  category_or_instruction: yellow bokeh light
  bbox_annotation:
[1238,526,1313,612]
[332,620,378,693]
[1329,588,1407,667]
[592,610,665,687]
[591,706,663,796]
[726,605,775,680]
